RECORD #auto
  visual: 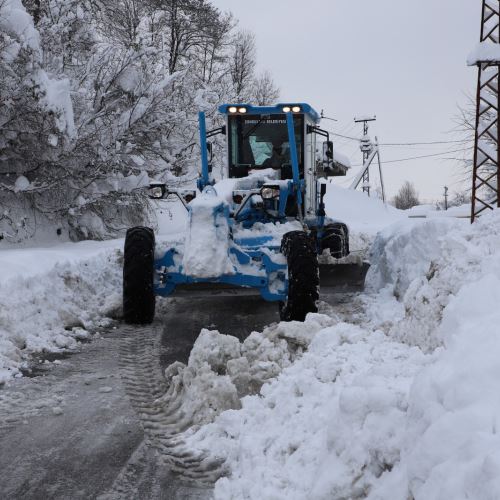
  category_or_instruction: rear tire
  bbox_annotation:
[279,231,319,322]
[321,223,349,258]
[123,227,156,324]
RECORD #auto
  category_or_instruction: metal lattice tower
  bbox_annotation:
[471,0,500,222]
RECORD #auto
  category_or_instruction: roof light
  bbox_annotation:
[292,106,301,112]
[282,106,291,113]
[228,106,237,113]
[238,107,247,113]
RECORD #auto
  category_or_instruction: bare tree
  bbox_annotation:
[393,181,420,210]
[230,30,256,100]
[252,70,279,105]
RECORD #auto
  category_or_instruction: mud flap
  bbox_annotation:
[319,262,370,293]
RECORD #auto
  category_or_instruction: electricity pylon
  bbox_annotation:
[469,0,500,222]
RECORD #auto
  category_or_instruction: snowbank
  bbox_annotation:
[325,183,404,235]
[174,209,500,499]
[186,318,427,500]
[0,245,122,383]
[369,210,500,499]
[367,218,462,299]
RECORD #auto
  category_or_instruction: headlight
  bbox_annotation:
[292,106,301,112]
[228,106,237,113]
[149,184,166,199]
[282,106,291,113]
[238,107,247,113]
[261,186,280,199]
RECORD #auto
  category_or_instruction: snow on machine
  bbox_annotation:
[123,103,369,324]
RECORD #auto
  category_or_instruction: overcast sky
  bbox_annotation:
[211,0,479,201]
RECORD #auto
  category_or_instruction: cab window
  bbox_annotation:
[228,114,304,178]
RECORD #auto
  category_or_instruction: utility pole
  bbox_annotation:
[444,186,449,210]
[354,116,376,196]
[350,116,386,202]
[469,0,500,222]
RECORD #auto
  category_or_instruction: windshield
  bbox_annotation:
[228,114,304,178]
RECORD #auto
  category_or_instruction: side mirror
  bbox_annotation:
[322,141,334,164]
[148,183,167,199]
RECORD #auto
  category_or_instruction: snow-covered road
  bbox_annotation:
[0,293,282,498]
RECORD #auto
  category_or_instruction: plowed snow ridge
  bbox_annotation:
[168,210,500,500]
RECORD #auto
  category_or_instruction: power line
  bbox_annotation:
[328,130,467,146]
[350,147,471,167]
[380,140,466,146]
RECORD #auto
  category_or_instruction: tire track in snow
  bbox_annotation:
[118,324,226,486]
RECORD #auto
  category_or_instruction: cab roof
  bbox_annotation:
[218,103,321,124]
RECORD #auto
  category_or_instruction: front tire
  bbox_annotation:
[123,227,156,324]
[279,231,319,322]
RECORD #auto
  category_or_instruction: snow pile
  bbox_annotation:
[158,316,336,430]
[182,191,234,278]
[367,211,500,499]
[0,244,122,383]
[367,213,500,352]
[325,183,404,235]
[367,218,461,299]
[182,316,427,499]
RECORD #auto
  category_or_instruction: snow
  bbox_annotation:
[0,0,40,58]
[184,319,427,500]
[182,190,234,278]
[332,149,351,167]
[0,207,185,383]
[165,208,500,500]
[366,217,462,299]
[324,183,404,234]
[467,41,500,66]
[0,245,122,383]
[34,71,76,137]
[14,175,30,192]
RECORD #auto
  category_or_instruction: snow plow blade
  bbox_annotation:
[319,261,370,293]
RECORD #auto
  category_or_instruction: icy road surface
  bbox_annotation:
[0,295,281,499]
